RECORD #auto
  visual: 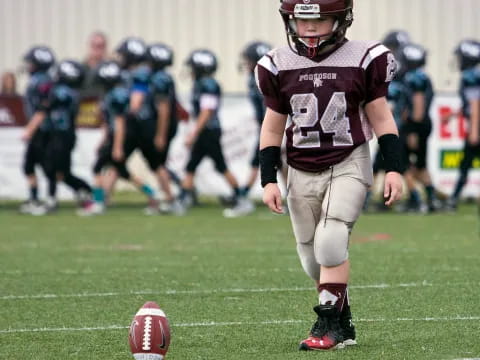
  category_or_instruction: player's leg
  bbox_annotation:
[301,145,371,351]
[448,140,477,210]
[21,134,42,214]
[180,133,207,207]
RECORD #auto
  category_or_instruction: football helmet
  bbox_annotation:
[147,43,174,70]
[242,41,273,63]
[241,41,272,72]
[185,49,218,79]
[23,46,55,72]
[279,0,353,59]
[54,60,85,88]
[116,37,147,68]
[454,39,480,71]
[397,43,427,72]
[382,30,411,52]
[95,60,122,87]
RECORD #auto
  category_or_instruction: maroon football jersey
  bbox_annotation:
[256,40,396,172]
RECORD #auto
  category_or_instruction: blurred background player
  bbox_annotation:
[20,46,56,215]
[398,43,440,212]
[224,41,274,217]
[80,60,158,216]
[42,59,93,212]
[114,37,183,215]
[180,49,248,216]
[365,33,412,212]
[145,43,184,214]
[445,39,480,210]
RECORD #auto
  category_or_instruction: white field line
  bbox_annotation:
[0,281,434,301]
[1,316,480,335]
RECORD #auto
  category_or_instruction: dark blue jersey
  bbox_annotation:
[192,76,221,130]
[387,79,411,129]
[101,86,130,133]
[403,69,434,122]
[48,84,79,132]
[248,72,265,125]
[129,65,157,125]
[151,70,178,137]
[459,67,480,119]
[25,71,53,131]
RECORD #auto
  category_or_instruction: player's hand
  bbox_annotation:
[155,135,166,151]
[21,130,32,142]
[185,132,196,148]
[384,172,403,206]
[112,147,124,162]
[468,132,479,146]
[263,183,283,214]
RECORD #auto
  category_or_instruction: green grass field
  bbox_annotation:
[1,196,479,360]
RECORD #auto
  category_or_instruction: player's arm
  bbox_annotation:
[186,108,212,147]
[259,108,288,214]
[469,98,480,145]
[365,97,404,206]
[412,92,425,122]
[155,99,170,151]
[112,115,125,161]
[22,111,47,141]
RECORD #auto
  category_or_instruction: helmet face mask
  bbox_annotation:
[279,0,353,59]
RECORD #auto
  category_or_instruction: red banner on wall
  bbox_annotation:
[0,95,27,127]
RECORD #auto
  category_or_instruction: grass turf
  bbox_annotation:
[0,196,479,359]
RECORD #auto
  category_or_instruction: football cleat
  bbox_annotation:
[340,304,356,346]
[299,305,345,351]
[144,198,160,216]
[77,202,105,216]
[223,197,255,218]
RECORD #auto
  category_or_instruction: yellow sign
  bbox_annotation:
[440,149,480,169]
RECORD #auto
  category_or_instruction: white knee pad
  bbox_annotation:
[314,218,351,267]
[296,242,320,281]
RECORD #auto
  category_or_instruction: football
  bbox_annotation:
[128,301,171,360]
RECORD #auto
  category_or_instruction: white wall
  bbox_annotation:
[1,0,479,94]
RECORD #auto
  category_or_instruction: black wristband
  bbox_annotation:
[378,134,406,174]
[259,146,281,187]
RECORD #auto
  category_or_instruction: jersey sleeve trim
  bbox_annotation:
[360,44,389,70]
[257,55,278,76]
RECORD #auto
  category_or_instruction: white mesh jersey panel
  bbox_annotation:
[269,40,381,72]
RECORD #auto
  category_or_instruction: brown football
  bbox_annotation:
[129,301,171,360]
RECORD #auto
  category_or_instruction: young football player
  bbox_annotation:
[43,59,92,211]
[180,49,246,215]
[20,46,56,215]
[114,37,183,215]
[445,39,480,210]
[397,43,440,212]
[257,0,403,350]
[145,43,184,214]
[79,60,157,216]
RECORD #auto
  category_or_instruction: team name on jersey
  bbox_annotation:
[299,72,337,88]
